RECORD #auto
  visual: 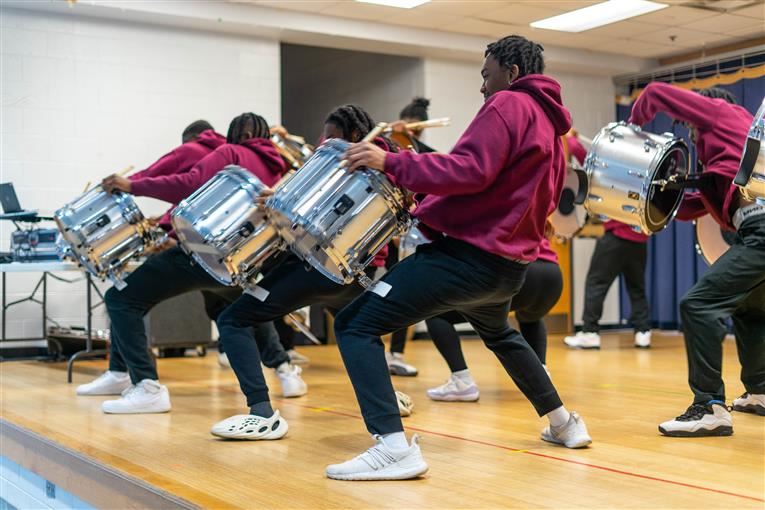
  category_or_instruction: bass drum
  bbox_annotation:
[695,214,736,266]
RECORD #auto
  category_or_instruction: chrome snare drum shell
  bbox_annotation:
[399,226,428,260]
[268,138,412,285]
[172,165,282,287]
[735,97,765,204]
[584,122,689,235]
[54,186,157,289]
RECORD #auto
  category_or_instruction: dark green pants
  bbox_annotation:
[680,214,765,403]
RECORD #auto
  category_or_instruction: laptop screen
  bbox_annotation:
[0,183,22,213]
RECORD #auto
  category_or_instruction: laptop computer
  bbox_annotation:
[0,183,39,221]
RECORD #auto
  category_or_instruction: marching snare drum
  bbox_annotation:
[584,122,689,235]
[172,165,282,287]
[735,97,765,203]
[55,187,165,289]
[695,214,735,266]
[271,133,314,170]
[268,138,412,286]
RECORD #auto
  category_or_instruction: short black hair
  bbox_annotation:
[485,35,545,77]
[697,87,738,105]
[400,97,430,122]
[325,104,375,142]
[182,120,213,143]
[226,113,270,144]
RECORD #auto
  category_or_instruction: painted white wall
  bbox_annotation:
[1,7,280,338]
[281,44,424,143]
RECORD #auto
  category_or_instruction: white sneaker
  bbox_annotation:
[732,393,765,416]
[634,330,652,348]
[563,331,601,349]
[426,374,480,402]
[218,351,231,368]
[386,352,418,377]
[287,349,310,366]
[76,370,131,396]
[210,410,288,440]
[276,363,307,398]
[659,402,733,437]
[101,379,171,414]
[396,391,414,417]
[541,411,592,448]
[326,434,428,481]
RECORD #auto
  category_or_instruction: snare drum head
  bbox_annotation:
[549,168,587,238]
[695,214,734,266]
[645,145,687,232]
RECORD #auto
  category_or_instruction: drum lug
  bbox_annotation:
[643,139,658,152]
[357,273,373,289]
[622,205,638,214]
[627,170,645,179]
[608,132,624,143]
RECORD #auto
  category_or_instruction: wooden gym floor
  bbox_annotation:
[1,332,763,509]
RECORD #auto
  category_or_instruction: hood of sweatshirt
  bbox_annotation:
[195,129,226,150]
[507,74,572,136]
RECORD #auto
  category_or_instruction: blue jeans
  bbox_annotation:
[334,236,564,435]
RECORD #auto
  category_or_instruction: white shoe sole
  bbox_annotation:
[282,387,307,398]
[426,392,480,402]
[102,405,171,414]
[732,403,765,416]
[211,420,288,440]
[541,430,592,448]
[76,386,130,396]
[658,425,733,437]
[327,462,428,481]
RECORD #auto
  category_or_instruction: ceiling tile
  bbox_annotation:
[729,2,765,19]
[386,10,463,29]
[472,4,567,25]
[632,26,732,48]
[584,20,668,38]
[441,17,510,37]
[420,0,509,17]
[318,1,404,21]
[680,12,764,33]
[595,39,681,58]
[243,0,341,12]
[633,5,720,25]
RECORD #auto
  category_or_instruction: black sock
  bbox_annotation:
[250,401,274,417]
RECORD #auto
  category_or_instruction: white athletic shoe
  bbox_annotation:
[396,391,414,417]
[326,434,428,481]
[563,331,601,349]
[287,349,310,366]
[541,411,592,448]
[276,363,307,398]
[426,375,480,402]
[732,393,765,416]
[634,331,652,349]
[218,351,231,368]
[210,410,288,440]
[659,402,733,437]
[101,379,171,414]
[386,352,418,377]
[76,370,131,396]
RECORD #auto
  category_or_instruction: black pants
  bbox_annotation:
[334,237,563,435]
[680,214,765,403]
[582,231,650,333]
[385,240,408,354]
[430,259,563,372]
[105,246,280,384]
[216,255,370,406]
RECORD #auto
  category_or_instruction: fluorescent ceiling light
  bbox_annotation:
[355,0,431,8]
[530,0,668,32]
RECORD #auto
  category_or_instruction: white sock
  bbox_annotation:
[547,405,571,428]
[452,369,474,384]
[381,432,408,450]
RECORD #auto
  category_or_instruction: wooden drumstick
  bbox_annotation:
[82,181,91,192]
[116,165,135,177]
[339,123,388,168]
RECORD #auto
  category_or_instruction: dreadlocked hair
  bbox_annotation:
[399,97,430,122]
[485,35,545,77]
[182,120,214,143]
[325,104,375,143]
[226,112,270,144]
[697,87,738,105]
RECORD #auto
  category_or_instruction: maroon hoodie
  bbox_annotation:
[129,130,225,229]
[383,75,572,262]
[131,138,287,206]
[628,82,752,230]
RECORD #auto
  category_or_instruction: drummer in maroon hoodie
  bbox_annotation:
[85,113,293,416]
[325,36,592,481]
[207,105,406,443]
[75,120,225,398]
[628,83,765,438]
[563,134,652,350]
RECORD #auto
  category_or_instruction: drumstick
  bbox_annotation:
[82,181,91,193]
[577,134,593,146]
[339,123,388,168]
[116,165,135,177]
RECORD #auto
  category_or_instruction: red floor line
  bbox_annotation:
[275,398,764,503]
